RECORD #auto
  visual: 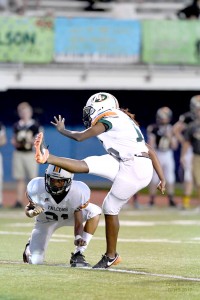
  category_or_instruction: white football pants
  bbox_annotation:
[84,154,153,214]
[25,203,101,264]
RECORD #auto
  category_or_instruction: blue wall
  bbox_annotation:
[1,126,108,186]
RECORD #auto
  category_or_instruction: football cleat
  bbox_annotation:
[70,251,91,267]
[34,132,49,164]
[23,240,30,263]
[92,253,121,269]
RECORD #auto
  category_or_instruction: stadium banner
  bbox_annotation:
[0,16,54,63]
[54,18,141,63]
[142,20,200,65]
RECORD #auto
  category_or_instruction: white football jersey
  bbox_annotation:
[97,109,148,160]
[26,177,90,222]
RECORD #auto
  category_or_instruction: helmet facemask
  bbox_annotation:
[45,165,74,196]
[82,106,95,128]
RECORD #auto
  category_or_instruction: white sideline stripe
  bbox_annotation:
[1,260,199,282]
[108,220,200,226]
[107,268,200,282]
[8,220,200,227]
[0,231,30,236]
[1,231,200,244]
[124,210,200,216]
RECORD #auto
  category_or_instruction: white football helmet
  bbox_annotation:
[45,164,74,196]
[82,92,119,128]
[190,95,200,114]
[156,107,172,124]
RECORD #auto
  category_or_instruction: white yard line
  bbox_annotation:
[6,219,200,227]
[1,231,200,244]
[107,268,200,282]
[0,260,199,282]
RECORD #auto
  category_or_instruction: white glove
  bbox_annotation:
[27,205,44,218]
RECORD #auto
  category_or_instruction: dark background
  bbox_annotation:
[1,88,199,182]
[1,89,199,127]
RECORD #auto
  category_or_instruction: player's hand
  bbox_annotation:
[157,179,166,195]
[27,205,44,218]
[50,115,65,132]
[74,235,87,246]
[33,205,44,216]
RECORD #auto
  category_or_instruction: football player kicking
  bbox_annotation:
[33,92,166,269]
[23,164,101,267]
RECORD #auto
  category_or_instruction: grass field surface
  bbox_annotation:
[1,206,200,300]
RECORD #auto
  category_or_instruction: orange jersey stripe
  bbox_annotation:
[92,111,118,126]
[78,199,90,210]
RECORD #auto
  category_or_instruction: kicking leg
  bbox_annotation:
[34,132,89,173]
[48,155,89,173]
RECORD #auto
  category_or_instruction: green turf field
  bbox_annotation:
[0,207,200,300]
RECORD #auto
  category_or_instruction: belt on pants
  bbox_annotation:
[134,152,150,159]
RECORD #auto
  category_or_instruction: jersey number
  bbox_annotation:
[45,212,68,221]
[107,126,144,160]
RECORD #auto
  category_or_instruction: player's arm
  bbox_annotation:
[0,125,7,147]
[165,126,178,150]
[146,143,166,194]
[146,125,156,148]
[172,121,186,144]
[50,115,105,141]
[180,125,192,167]
[73,198,90,246]
[11,133,19,148]
[74,209,87,246]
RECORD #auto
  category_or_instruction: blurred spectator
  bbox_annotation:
[9,0,24,14]
[11,102,42,208]
[130,193,140,209]
[147,107,178,207]
[21,0,41,13]
[0,122,7,208]
[181,96,200,211]
[7,0,40,14]
[84,0,113,11]
[177,0,200,19]
[173,97,195,209]
[0,0,8,11]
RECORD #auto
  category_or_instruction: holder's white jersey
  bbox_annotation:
[97,109,148,161]
[26,177,90,223]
